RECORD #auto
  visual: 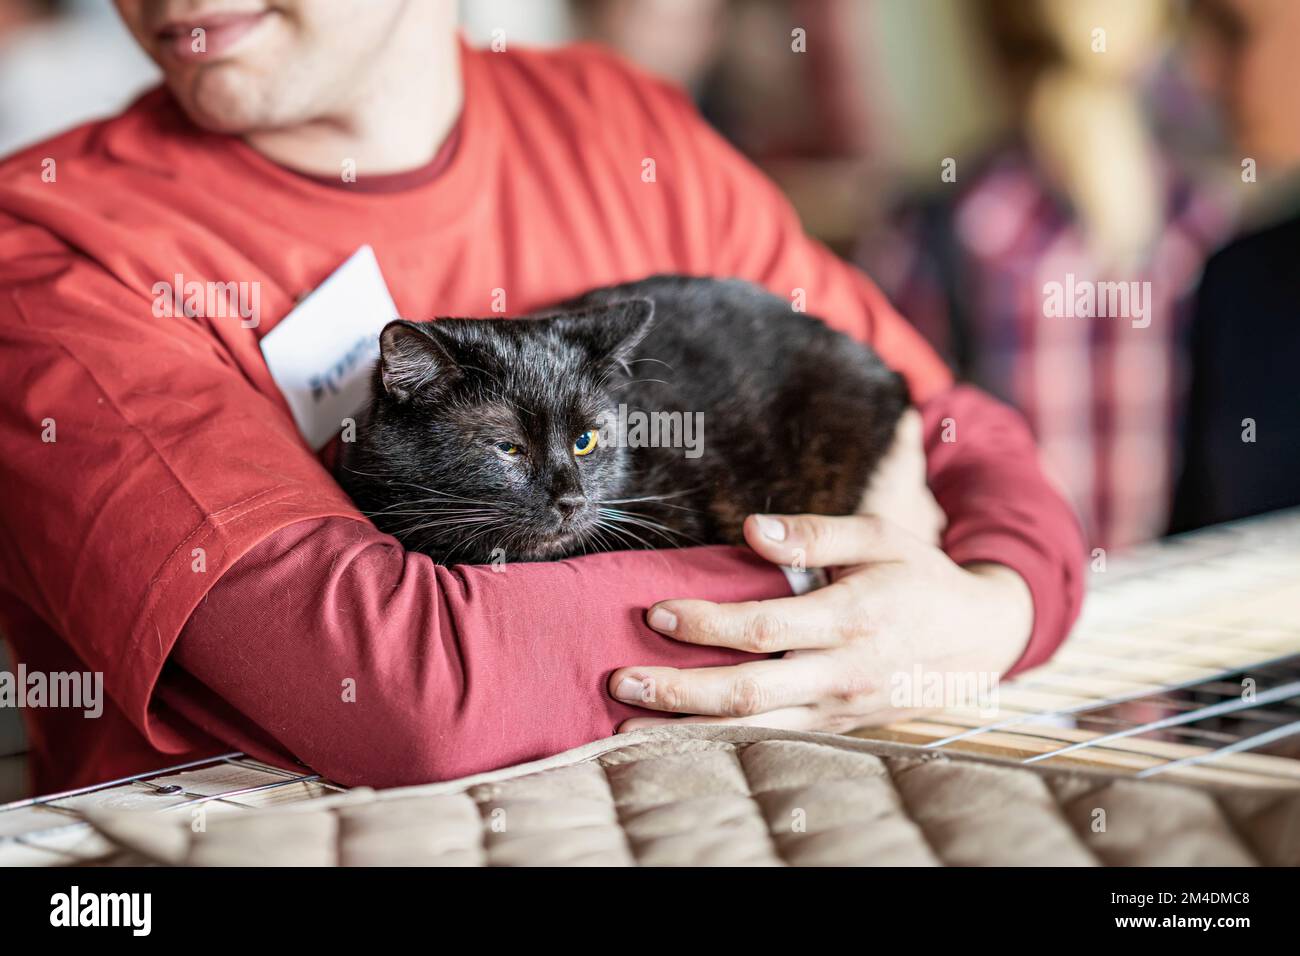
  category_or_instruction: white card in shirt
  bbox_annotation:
[260,245,399,450]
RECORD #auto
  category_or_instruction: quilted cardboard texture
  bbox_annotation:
[82,727,1300,866]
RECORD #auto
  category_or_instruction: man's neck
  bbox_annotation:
[244,4,462,178]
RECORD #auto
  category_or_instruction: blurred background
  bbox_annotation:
[2,0,1297,795]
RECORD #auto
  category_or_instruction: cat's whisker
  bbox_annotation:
[589,518,638,553]
[371,505,499,520]
[591,516,658,552]
[390,489,496,506]
[577,527,602,557]
[367,508,498,520]
[381,512,500,537]
[599,489,696,501]
[598,508,698,544]
[365,504,497,516]
[597,508,699,548]
[386,512,505,540]
[392,515,500,533]
[607,377,670,393]
[450,529,506,563]
[598,489,706,514]
[347,474,498,507]
[586,523,622,555]
[625,356,674,372]
[371,492,499,505]
[440,513,516,564]
[598,505,687,525]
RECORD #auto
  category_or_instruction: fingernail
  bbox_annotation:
[755,514,786,541]
[648,606,677,633]
[615,677,647,703]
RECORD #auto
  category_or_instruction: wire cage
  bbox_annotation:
[0,753,345,866]
[853,509,1300,786]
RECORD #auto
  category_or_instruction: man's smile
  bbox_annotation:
[154,7,273,61]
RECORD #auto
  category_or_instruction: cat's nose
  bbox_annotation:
[554,495,588,519]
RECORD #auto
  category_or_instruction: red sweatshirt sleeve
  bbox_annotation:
[164,520,787,787]
[919,386,1087,674]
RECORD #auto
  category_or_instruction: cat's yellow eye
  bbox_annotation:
[573,429,599,456]
[495,441,520,456]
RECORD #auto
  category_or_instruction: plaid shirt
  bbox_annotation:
[863,148,1230,550]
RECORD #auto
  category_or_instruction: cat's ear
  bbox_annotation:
[378,320,460,403]
[558,298,655,372]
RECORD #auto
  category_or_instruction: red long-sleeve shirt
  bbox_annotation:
[0,41,1084,793]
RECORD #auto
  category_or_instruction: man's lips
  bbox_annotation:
[155,10,270,61]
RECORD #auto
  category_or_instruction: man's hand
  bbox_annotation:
[609,512,1033,732]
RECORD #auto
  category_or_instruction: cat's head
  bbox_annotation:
[342,299,655,564]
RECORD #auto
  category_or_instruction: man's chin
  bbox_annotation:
[169,67,280,135]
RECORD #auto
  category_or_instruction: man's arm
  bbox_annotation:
[0,239,795,787]
[162,519,785,787]
[920,386,1085,673]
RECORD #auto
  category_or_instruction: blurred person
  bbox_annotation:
[575,0,862,158]
[0,0,158,154]
[862,0,1233,551]
[0,0,1082,793]
[570,0,726,94]
[1170,0,1300,531]
[575,0,872,246]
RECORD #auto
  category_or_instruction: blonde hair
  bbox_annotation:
[981,0,1171,269]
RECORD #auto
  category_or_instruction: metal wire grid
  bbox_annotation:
[0,752,346,863]
[912,513,1300,781]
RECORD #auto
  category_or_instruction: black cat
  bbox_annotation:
[338,276,908,564]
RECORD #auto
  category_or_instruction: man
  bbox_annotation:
[1172,0,1300,531]
[0,0,1083,793]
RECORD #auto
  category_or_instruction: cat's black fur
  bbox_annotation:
[337,276,909,564]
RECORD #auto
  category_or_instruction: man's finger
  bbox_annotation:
[645,585,855,653]
[742,512,908,568]
[609,658,829,717]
